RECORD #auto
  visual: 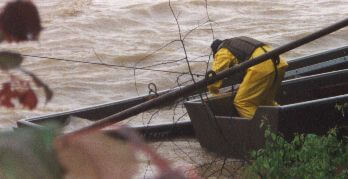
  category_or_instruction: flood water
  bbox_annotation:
[0,0,347,177]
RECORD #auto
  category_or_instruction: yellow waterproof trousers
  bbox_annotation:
[234,64,287,118]
[234,46,288,118]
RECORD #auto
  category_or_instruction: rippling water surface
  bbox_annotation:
[0,0,347,177]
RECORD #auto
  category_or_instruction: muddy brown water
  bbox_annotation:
[0,0,347,177]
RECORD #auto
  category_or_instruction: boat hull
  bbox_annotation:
[184,69,348,157]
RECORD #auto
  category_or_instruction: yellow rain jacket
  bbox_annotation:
[208,45,288,118]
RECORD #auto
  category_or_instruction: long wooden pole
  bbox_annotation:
[65,18,348,139]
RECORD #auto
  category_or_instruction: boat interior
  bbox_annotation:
[184,46,348,157]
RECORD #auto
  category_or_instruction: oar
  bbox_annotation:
[64,18,348,139]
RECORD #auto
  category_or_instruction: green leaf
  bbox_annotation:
[247,128,348,178]
[0,51,23,71]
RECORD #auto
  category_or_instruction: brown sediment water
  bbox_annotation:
[0,0,347,177]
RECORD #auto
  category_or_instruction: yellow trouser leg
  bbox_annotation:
[234,66,286,118]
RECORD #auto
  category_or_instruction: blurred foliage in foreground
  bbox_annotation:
[0,127,62,179]
[0,0,52,110]
[246,127,348,179]
[0,125,199,179]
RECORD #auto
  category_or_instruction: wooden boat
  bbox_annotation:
[185,69,348,157]
[17,46,348,147]
[185,46,348,157]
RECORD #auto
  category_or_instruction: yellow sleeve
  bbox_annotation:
[208,48,237,94]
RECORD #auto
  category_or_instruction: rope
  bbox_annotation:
[22,54,205,77]
[148,82,159,97]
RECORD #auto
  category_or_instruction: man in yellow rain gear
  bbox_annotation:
[208,36,288,118]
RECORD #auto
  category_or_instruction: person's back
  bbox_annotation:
[208,37,288,118]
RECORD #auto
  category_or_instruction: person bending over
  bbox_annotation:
[208,36,288,118]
